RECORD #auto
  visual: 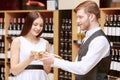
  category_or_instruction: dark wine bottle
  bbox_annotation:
[109,15,113,42]
[13,18,17,36]
[104,15,109,38]
[116,15,120,42]
[1,42,4,53]
[0,42,2,53]
[8,18,13,36]
[112,15,117,42]
[44,18,48,33]
[68,19,72,30]
[109,49,117,77]
[17,18,21,36]
[0,18,4,36]
[0,18,2,35]
[51,18,54,33]
[21,18,25,30]
[0,66,5,80]
[48,17,52,33]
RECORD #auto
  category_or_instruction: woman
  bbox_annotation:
[10,11,51,80]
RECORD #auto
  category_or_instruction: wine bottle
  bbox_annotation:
[116,15,120,42]
[8,18,13,36]
[49,17,52,33]
[65,18,68,30]
[21,18,25,30]
[51,18,54,33]
[1,42,4,53]
[61,19,65,30]
[116,49,120,72]
[0,66,5,80]
[109,15,113,42]
[117,50,120,72]
[64,31,68,41]
[44,18,48,33]
[109,48,117,76]
[0,18,4,36]
[13,18,17,36]
[68,19,72,30]
[0,18,2,35]
[0,42,2,53]
[113,49,118,71]
[64,42,68,53]
[112,15,117,42]
[17,18,21,36]
[60,31,64,41]
[60,42,64,52]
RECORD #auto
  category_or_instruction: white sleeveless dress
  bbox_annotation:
[13,36,50,80]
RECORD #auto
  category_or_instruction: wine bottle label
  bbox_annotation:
[2,29,5,35]
[116,27,120,36]
[103,27,108,35]
[111,27,116,36]
[113,61,118,71]
[107,27,112,36]
[110,61,114,70]
[116,62,120,71]
[8,30,12,36]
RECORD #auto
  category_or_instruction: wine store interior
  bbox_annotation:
[0,0,120,80]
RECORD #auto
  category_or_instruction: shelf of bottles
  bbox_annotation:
[104,13,120,43]
[8,17,25,38]
[58,10,72,80]
[7,12,28,42]
[102,9,120,78]
[108,46,120,78]
[7,11,54,44]
[0,14,5,54]
[0,13,5,80]
[40,12,54,44]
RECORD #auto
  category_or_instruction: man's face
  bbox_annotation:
[76,8,90,31]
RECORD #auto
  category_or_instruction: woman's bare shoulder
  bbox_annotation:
[11,37,21,44]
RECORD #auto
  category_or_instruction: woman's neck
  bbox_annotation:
[24,34,39,44]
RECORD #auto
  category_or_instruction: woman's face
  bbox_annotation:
[30,17,44,37]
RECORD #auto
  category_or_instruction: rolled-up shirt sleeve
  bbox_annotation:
[53,36,110,75]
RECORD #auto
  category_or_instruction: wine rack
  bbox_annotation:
[0,14,5,54]
[0,12,5,80]
[41,11,54,44]
[100,8,120,79]
[58,10,72,80]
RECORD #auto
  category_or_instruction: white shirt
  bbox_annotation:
[53,27,110,75]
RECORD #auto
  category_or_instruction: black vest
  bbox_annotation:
[75,30,111,80]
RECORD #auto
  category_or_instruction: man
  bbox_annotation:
[41,1,111,80]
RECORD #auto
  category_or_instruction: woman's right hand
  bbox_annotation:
[29,52,39,61]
